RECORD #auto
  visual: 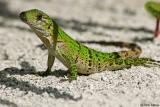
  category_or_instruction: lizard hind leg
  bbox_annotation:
[116,42,142,59]
[118,49,141,59]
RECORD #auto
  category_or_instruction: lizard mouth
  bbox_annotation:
[31,26,49,37]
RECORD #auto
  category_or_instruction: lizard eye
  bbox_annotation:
[37,14,42,21]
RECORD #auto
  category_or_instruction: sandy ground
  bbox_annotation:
[0,0,160,107]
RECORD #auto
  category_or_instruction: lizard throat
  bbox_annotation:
[32,27,54,48]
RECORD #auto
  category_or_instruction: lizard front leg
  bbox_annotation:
[42,52,55,76]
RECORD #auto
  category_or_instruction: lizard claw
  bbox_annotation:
[59,75,76,83]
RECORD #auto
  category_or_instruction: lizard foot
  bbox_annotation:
[38,69,51,77]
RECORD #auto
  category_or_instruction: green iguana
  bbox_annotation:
[19,9,160,81]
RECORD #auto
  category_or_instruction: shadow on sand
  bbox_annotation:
[0,98,18,107]
[0,61,82,101]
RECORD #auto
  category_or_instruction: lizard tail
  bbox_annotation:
[144,58,160,67]
[131,58,160,67]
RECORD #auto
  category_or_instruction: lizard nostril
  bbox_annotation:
[19,12,27,21]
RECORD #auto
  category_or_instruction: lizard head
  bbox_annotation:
[19,9,53,37]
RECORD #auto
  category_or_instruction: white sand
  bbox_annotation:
[0,0,160,107]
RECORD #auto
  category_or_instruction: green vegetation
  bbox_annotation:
[145,1,160,37]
